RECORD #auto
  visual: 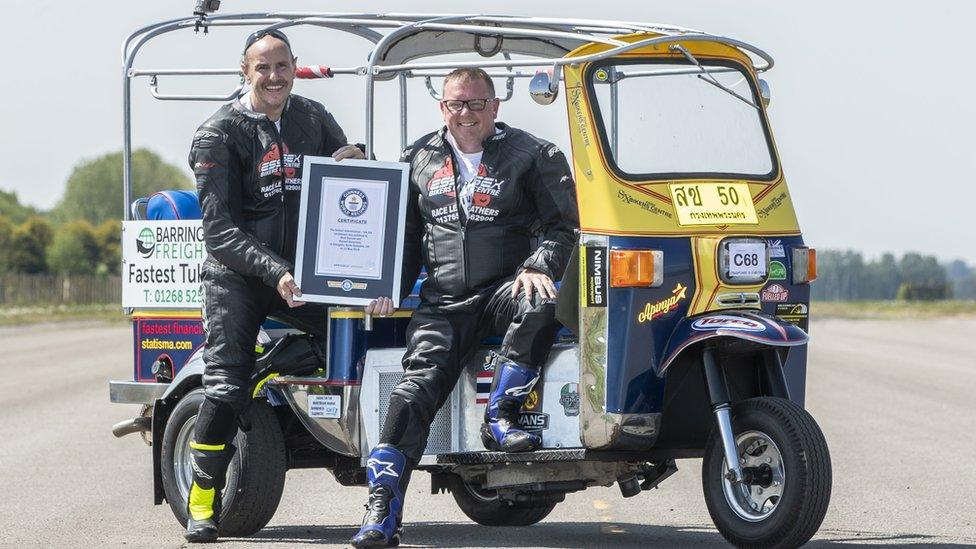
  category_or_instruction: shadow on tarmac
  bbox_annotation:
[232,522,976,547]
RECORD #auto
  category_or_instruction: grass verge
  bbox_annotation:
[0,304,128,326]
[812,300,976,320]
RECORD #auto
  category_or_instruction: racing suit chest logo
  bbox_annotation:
[257,142,303,198]
[426,155,505,224]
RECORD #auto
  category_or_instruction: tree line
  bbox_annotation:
[811,250,975,301]
[2,149,974,302]
[0,149,190,276]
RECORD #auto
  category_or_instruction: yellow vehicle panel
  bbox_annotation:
[562,34,801,237]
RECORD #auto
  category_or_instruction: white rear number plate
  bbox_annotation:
[727,242,766,278]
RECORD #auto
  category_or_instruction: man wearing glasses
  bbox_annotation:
[186,29,364,543]
[352,68,579,548]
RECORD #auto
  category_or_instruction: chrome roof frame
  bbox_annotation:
[122,11,774,219]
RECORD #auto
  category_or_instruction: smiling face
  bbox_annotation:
[440,77,498,154]
[241,35,296,120]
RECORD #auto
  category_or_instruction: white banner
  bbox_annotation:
[122,220,206,308]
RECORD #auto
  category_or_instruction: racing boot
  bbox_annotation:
[481,360,542,452]
[351,444,411,548]
[184,442,235,543]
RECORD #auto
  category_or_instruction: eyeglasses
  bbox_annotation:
[441,98,495,113]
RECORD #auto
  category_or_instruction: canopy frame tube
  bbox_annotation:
[121,11,774,220]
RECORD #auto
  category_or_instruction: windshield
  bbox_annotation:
[588,58,776,180]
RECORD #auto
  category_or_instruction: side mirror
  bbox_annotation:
[758,79,771,107]
[529,67,560,105]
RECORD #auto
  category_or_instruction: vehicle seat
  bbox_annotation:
[131,190,201,220]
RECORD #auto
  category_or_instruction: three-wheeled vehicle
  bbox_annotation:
[110,6,830,547]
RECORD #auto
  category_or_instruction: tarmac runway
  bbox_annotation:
[0,317,973,548]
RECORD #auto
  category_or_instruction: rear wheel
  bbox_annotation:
[449,476,557,526]
[160,388,287,537]
[702,397,831,548]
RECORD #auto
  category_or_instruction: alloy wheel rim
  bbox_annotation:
[721,429,786,522]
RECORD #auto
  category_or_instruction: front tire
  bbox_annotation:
[702,397,831,548]
[160,388,287,537]
[449,476,556,526]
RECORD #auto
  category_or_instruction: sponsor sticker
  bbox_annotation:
[134,318,205,381]
[776,303,809,331]
[517,412,550,433]
[582,246,608,307]
[768,239,786,258]
[616,189,672,219]
[637,283,688,323]
[308,394,341,419]
[559,383,580,417]
[769,261,787,280]
[569,87,591,147]
[692,315,765,332]
[668,182,758,226]
[757,191,788,219]
[761,283,789,302]
[524,389,542,412]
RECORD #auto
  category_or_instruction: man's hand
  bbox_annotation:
[277,272,304,308]
[512,268,557,302]
[365,296,395,317]
[333,145,366,161]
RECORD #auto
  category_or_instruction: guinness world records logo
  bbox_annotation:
[339,189,368,217]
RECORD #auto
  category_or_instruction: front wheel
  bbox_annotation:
[159,388,287,537]
[702,397,831,548]
[449,476,557,526]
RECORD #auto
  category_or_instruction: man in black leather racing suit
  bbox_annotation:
[184,29,364,543]
[351,68,579,548]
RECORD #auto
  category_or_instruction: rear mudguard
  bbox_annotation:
[659,310,808,374]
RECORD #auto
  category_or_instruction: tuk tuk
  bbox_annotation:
[110,7,830,547]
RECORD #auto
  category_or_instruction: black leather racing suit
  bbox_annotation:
[189,95,351,446]
[379,124,580,461]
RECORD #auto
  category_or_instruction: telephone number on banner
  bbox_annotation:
[140,288,203,306]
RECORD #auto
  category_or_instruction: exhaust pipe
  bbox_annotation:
[112,416,151,438]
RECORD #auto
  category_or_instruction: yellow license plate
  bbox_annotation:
[668,183,758,226]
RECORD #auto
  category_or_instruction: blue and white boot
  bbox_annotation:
[351,444,409,548]
[481,361,543,453]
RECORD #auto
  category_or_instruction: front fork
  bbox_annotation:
[701,345,790,484]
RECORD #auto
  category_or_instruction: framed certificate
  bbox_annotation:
[294,157,410,305]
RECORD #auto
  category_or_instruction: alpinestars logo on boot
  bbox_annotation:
[366,458,399,479]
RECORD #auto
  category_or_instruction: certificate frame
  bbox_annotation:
[294,157,410,305]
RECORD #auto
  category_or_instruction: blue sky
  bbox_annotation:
[2,0,972,263]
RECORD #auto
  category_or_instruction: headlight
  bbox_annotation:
[719,237,769,285]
